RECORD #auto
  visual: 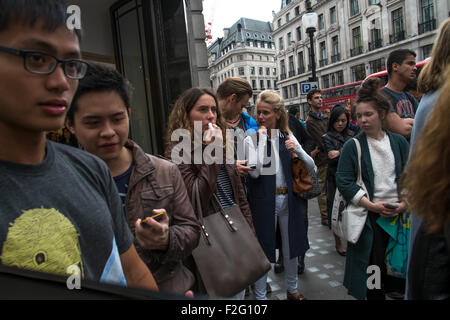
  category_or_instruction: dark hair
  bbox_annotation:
[307,88,321,101]
[66,63,133,123]
[356,78,390,119]
[288,106,299,116]
[0,0,82,39]
[327,106,350,133]
[386,49,416,77]
[331,103,344,111]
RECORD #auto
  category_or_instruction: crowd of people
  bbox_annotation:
[0,0,448,301]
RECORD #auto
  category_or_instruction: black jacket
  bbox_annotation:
[288,114,316,155]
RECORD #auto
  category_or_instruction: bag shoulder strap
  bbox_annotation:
[352,138,367,192]
[191,181,204,225]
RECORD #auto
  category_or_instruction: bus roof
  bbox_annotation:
[321,80,363,92]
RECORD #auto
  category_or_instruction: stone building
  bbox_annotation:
[207,18,279,113]
[66,0,209,155]
[272,0,448,118]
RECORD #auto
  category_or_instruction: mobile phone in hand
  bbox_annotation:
[383,203,398,210]
[141,211,165,225]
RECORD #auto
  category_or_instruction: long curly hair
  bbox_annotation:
[165,87,227,147]
[401,66,450,233]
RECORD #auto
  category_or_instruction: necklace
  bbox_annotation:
[226,115,241,124]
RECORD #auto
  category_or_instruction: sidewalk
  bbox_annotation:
[245,198,356,300]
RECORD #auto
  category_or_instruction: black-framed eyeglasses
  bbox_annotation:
[0,45,89,80]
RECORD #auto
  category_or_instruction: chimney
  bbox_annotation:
[223,28,230,38]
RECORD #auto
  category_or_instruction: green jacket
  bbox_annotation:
[336,131,409,300]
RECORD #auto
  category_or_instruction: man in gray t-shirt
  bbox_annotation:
[0,141,133,283]
[0,1,157,291]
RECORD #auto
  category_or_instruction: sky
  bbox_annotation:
[202,0,281,43]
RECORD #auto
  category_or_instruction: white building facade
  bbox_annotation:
[207,18,279,111]
[273,0,448,119]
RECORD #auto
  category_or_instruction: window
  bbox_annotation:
[238,67,245,76]
[322,74,330,89]
[368,0,379,5]
[238,55,244,61]
[259,67,263,76]
[250,67,255,75]
[296,26,302,41]
[369,57,385,73]
[298,51,305,73]
[369,21,382,50]
[248,54,254,60]
[286,13,290,23]
[319,14,325,30]
[267,80,272,89]
[391,8,405,42]
[330,7,337,24]
[337,70,344,85]
[287,32,293,45]
[266,67,270,76]
[293,84,298,97]
[422,44,433,58]
[421,0,434,22]
[282,87,289,99]
[350,0,359,16]
[256,55,262,61]
[331,36,340,62]
[351,64,366,82]
[319,41,327,67]
[295,6,300,16]
[288,55,295,76]
[351,26,362,56]
[280,59,286,79]
[252,80,256,89]
[277,19,282,28]
[279,37,284,50]
[419,0,436,34]
[260,80,265,89]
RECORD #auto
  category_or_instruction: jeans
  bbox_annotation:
[253,194,298,300]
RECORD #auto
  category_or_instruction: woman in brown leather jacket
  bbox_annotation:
[164,87,255,299]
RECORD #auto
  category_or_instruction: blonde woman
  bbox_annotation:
[244,90,314,300]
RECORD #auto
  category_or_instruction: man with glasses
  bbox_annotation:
[0,0,158,292]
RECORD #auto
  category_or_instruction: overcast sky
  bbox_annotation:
[203,0,281,42]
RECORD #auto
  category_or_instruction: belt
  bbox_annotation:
[275,187,288,195]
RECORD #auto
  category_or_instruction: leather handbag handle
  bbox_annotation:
[210,193,238,232]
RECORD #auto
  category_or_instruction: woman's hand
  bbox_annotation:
[257,125,267,136]
[204,123,222,145]
[285,135,298,151]
[371,202,403,218]
[328,150,340,159]
[236,160,254,176]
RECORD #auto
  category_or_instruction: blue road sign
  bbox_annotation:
[301,82,319,95]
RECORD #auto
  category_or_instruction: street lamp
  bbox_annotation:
[302,0,318,82]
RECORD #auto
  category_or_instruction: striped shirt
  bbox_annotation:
[215,164,236,209]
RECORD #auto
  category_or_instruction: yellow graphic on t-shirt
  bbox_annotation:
[0,207,84,277]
